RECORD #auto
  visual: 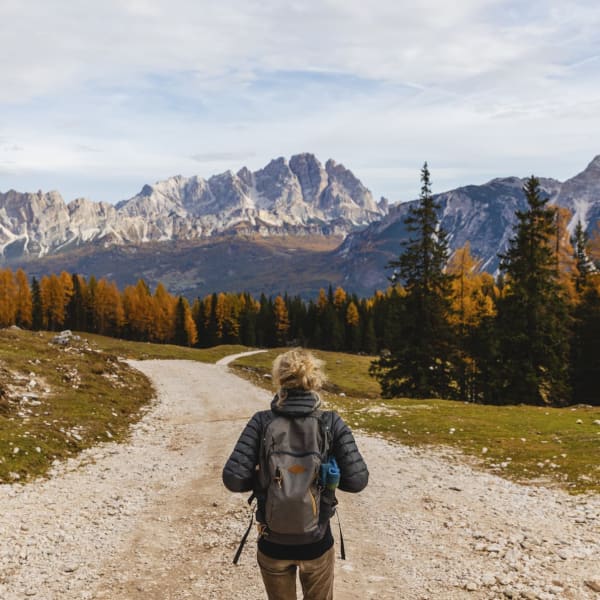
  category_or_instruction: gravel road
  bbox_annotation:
[0,358,598,600]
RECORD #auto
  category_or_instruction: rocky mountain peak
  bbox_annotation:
[582,155,600,176]
[236,166,254,187]
[289,153,328,204]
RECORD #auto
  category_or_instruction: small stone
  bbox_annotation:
[63,563,79,573]
[465,581,478,592]
[585,580,600,592]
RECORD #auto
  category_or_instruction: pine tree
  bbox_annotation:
[257,294,276,347]
[65,274,87,331]
[571,274,600,405]
[492,176,571,405]
[31,277,43,330]
[572,220,593,293]
[370,163,456,398]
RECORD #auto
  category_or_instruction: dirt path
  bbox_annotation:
[1,358,598,600]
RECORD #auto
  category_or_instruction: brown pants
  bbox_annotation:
[257,546,335,600]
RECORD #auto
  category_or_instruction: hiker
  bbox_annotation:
[223,348,369,600]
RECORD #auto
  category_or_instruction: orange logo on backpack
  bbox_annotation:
[287,464,307,475]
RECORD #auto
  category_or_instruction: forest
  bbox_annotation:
[0,168,599,407]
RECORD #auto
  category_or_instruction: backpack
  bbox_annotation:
[257,410,332,536]
[232,410,345,564]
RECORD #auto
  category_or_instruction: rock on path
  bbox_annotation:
[0,358,598,599]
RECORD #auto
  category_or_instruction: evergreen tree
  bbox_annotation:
[239,293,258,347]
[571,275,600,405]
[370,163,456,398]
[256,294,276,347]
[31,277,43,330]
[15,269,32,328]
[65,274,87,331]
[572,220,593,293]
[492,176,571,405]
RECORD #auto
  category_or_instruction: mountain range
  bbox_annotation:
[1,153,599,298]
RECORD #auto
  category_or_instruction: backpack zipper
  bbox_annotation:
[309,488,317,516]
[274,467,283,488]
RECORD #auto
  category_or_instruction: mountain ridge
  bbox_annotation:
[2,154,600,298]
[0,153,387,261]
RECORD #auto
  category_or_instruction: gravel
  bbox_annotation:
[0,358,598,599]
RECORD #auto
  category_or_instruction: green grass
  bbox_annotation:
[230,349,600,494]
[83,333,249,363]
[232,348,380,398]
[0,328,153,483]
[0,329,251,483]
[3,331,598,494]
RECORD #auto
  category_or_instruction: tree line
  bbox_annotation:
[370,164,600,407]
[0,165,598,406]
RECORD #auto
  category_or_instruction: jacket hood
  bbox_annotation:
[270,388,321,417]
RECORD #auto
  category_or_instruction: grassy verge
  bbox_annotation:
[230,349,600,494]
[0,329,251,484]
[0,328,153,483]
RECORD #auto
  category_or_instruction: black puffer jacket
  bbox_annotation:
[222,389,369,496]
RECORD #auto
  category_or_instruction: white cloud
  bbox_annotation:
[0,0,599,202]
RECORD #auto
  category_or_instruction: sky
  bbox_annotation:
[0,0,599,205]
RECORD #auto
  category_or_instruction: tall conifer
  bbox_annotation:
[370,163,456,398]
[492,176,571,405]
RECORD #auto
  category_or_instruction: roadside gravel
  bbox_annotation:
[0,358,598,599]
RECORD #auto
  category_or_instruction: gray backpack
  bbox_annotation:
[232,410,343,565]
[257,411,330,536]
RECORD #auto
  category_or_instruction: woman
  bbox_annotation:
[223,348,369,600]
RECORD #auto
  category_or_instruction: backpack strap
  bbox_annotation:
[232,493,256,565]
[319,410,335,458]
[318,410,346,560]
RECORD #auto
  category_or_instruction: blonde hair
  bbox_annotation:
[272,348,325,394]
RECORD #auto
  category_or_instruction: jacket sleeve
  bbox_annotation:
[222,412,264,493]
[330,412,369,493]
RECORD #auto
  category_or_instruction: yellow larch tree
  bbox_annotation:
[333,287,347,310]
[346,301,359,326]
[554,206,578,303]
[15,268,32,328]
[152,282,176,342]
[273,295,290,345]
[94,279,125,336]
[40,274,67,330]
[446,243,496,329]
[0,268,17,327]
[122,279,154,340]
[316,288,328,313]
